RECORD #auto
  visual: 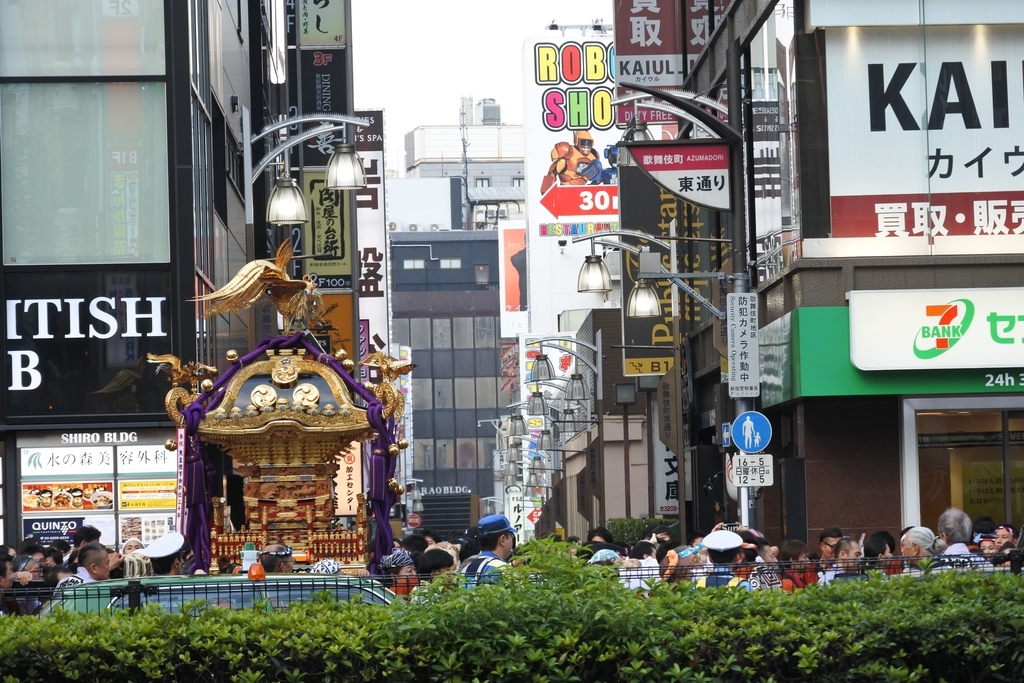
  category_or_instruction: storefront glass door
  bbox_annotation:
[907,401,1024,530]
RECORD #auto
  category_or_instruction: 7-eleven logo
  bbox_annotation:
[913,299,975,359]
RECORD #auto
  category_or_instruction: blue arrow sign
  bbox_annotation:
[734,411,771,453]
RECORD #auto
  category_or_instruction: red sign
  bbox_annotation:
[613,0,686,125]
[626,141,731,210]
[526,508,543,524]
[407,512,422,529]
[831,190,1024,238]
[539,185,620,219]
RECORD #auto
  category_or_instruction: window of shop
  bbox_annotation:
[904,398,1024,531]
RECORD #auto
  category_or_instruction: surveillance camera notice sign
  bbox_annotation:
[624,141,731,211]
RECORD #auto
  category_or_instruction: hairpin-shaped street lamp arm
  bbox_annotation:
[242,106,370,225]
[571,231,671,251]
[637,271,726,320]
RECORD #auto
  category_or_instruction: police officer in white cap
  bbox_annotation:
[138,533,186,576]
[695,529,752,589]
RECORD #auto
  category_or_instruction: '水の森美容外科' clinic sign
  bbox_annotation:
[850,288,1024,371]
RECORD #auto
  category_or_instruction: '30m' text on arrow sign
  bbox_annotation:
[540,185,619,219]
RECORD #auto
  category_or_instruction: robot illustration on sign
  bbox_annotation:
[540,130,615,192]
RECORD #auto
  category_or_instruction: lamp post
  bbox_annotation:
[614,382,638,519]
[618,74,756,528]
[525,333,605,524]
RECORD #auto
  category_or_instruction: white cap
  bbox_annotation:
[137,532,185,559]
[703,530,743,553]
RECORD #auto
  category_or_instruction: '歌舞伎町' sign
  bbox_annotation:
[624,141,731,211]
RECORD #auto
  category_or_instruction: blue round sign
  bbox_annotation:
[734,411,771,453]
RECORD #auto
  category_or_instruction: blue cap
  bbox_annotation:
[478,514,516,537]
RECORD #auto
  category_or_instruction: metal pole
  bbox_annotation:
[646,389,656,519]
[671,218,688,537]
[728,39,754,528]
[595,329,605,526]
[623,403,632,519]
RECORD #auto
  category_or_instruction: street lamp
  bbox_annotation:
[578,252,612,293]
[527,391,548,416]
[509,409,527,436]
[265,175,308,224]
[405,478,424,515]
[241,106,370,227]
[531,353,556,382]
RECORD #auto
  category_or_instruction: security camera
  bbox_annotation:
[557,239,567,247]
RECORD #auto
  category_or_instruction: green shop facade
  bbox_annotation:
[750,256,1024,545]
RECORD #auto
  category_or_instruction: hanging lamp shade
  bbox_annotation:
[532,353,556,382]
[509,412,527,436]
[266,176,308,224]
[325,143,367,190]
[577,254,612,293]
[527,391,548,416]
[567,373,589,401]
[536,429,555,451]
[626,280,661,318]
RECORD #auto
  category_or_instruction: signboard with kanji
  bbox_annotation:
[726,293,760,397]
[732,453,774,487]
[333,444,363,516]
[625,141,731,210]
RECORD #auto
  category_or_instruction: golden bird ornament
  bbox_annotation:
[360,351,415,421]
[194,241,324,332]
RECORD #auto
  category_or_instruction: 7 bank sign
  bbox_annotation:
[850,288,1024,371]
[826,25,1024,239]
[525,37,620,236]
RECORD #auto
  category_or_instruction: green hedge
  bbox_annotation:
[2,542,1023,682]
[606,517,676,545]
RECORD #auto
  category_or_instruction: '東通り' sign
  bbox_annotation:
[624,141,731,211]
[850,288,1024,370]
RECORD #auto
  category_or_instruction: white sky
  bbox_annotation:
[351,0,612,173]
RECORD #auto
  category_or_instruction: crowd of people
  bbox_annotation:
[1,506,1020,614]
[373,507,1022,595]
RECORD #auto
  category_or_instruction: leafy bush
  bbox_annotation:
[2,540,1023,682]
[606,516,676,545]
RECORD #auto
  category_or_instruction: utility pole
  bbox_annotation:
[459,100,470,229]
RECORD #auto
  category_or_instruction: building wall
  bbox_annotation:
[390,231,505,510]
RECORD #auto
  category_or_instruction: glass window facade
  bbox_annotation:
[1,82,170,265]
[0,0,166,78]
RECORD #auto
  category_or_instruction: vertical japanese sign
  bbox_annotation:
[499,222,528,338]
[504,484,526,543]
[825,26,1024,239]
[613,0,685,124]
[523,36,619,333]
[175,427,187,535]
[726,293,760,397]
[652,401,680,515]
[299,48,349,168]
[298,0,347,47]
[684,0,727,72]
[354,110,389,379]
[334,444,363,516]
[304,171,352,289]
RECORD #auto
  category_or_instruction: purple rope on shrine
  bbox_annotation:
[296,336,398,571]
[177,332,399,574]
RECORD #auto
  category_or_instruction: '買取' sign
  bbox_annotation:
[850,288,1024,370]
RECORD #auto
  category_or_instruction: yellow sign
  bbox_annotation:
[304,170,352,287]
[118,479,177,510]
[625,357,675,376]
